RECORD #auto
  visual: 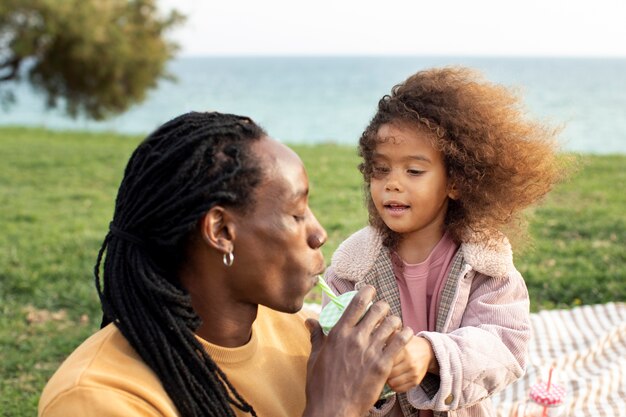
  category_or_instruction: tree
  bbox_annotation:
[0,0,184,120]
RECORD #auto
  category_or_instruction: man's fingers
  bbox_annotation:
[382,327,413,360]
[356,300,391,333]
[334,285,376,329]
[370,314,402,344]
[306,318,324,356]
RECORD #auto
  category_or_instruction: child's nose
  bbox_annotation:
[385,177,402,192]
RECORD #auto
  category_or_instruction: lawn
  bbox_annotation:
[1,126,624,417]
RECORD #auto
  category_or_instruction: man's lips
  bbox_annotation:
[311,267,325,282]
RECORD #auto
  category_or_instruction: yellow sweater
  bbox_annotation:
[39,306,312,417]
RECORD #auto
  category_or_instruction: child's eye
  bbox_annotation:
[372,165,389,174]
[407,169,424,176]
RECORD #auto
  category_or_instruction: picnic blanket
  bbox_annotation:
[303,302,626,416]
[305,303,626,417]
[492,302,626,417]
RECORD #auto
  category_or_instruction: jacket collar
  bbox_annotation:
[331,226,516,281]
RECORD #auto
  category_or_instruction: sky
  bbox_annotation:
[158,0,626,57]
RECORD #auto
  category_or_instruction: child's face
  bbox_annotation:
[370,123,454,241]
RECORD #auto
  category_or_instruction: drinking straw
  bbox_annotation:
[541,367,554,417]
[546,367,553,391]
[317,275,344,309]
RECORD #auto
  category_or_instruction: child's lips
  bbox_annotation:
[383,201,410,215]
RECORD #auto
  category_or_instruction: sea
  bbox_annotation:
[2,56,626,154]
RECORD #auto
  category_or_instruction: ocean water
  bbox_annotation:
[2,56,626,153]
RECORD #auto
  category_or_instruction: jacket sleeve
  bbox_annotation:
[407,270,531,412]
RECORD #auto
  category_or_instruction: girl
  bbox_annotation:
[324,67,565,417]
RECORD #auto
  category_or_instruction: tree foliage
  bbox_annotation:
[0,0,184,120]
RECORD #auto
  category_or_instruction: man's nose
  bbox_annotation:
[307,210,327,249]
[308,232,326,249]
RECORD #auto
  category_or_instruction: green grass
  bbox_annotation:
[1,126,625,416]
[519,155,626,309]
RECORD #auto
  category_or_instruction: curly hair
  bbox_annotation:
[359,66,566,248]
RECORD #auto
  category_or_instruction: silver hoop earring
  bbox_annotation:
[223,251,234,267]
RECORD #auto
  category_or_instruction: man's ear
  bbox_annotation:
[199,206,236,254]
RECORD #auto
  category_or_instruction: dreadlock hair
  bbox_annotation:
[94,111,266,417]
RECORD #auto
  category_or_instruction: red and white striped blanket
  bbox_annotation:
[493,302,626,417]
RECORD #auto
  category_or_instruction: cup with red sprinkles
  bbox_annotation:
[526,367,567,417]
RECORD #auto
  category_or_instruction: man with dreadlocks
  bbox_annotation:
[39,112,412,417]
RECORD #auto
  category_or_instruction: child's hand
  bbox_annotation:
[386,335,438,393]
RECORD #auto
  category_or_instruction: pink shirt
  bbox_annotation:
[390,232,459,417]
[392,231,459,334]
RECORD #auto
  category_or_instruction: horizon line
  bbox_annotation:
[175,52,626,59]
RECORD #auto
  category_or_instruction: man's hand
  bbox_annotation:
[303,286,412,417]
[386,335,439,393]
